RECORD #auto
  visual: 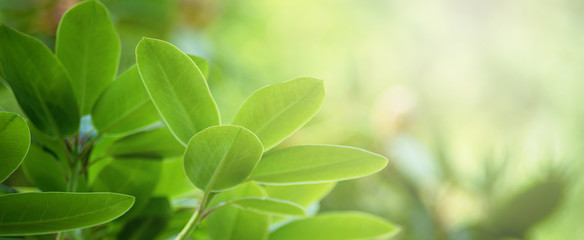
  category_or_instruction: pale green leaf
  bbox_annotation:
[0,111,29,182]
[207,182,270,240]
[233,77,325,150]
[0,25,79,137]
[0,192,134,235]
[153,157,195,197]
[136,38,220,145]
[188,54,210,79]
[106,127,184,159]
[92,66,158,135]
[269,212,400,240]
[215,197,306,217]
[184,125,263,191]
[56,0,120,114]
[252,145,388,184]
[264,182,336,208]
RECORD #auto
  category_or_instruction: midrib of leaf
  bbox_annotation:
[99,98,152,134]
[148,53,197,138]
[248,82,322,140]
[0,196,127,226]
[78,37,90,114]
[204,128,242,191]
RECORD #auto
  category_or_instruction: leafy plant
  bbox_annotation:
[0,0,399,239]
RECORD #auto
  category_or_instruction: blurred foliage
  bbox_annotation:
[2,0,584,239]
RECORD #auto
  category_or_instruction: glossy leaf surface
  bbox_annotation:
[0,111,30,182]
[56,0,120,114]
[188,54,209,79]
[0,25,79,137]
[107,127,184,159]
[233,77,325,150]
[136,38,220,144]
[184,126,263,191]
[269,212,399,240]
[92,66,158,135]
[252,145,388,184]
[207,182,270,240]
[0,192,134,235]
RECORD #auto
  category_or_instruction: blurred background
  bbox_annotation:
[1,0,583,239]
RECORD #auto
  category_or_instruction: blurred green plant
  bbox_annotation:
[0,0,399,239]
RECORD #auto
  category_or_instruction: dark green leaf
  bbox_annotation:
[269,212,400,240]
[117,197,172,240]
[252,145,388,184]
[92,66,158,135]
[92,159,161,218]
[184,125,263,191]
[0,25,79,137]
[56,0,120,114]
[136,38,220,145]
[21,144,66,191]
[0,192,134,235]
[0,111,29,182]
[232,77,325,150]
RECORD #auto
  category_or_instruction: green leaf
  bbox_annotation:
[153,157,195,197]
[136,38,220,145]
[252,145,388,185]
[56,0,120,115]
[232,77,325,150]
[492,179,564,238]
[92,159,161,218]
[215,197,306,217]
[117,197,172,240]
[92,66,158,135]
[188,54,210,79]
[264,182,336,208]
[0,192,135,235]
[0,111,29,182]
[0,25,79,137]
[21,144,67,191]
[207,182,270,240]
[184,125,263,191]
[269,212,400,240]
[106,127,184,159]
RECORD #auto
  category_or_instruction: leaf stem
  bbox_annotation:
[175,190,213,240]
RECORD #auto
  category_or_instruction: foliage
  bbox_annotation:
[0,0,397,239]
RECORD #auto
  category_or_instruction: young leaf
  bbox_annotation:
[188,54,210,79]
[136,38,220,145]
[252,145,388,185]
[215,197,306,217]
[268,212,400,240]
[207,182,270,240]
[106,127,184,159]
[92,66,159,135]
[0,192,135,236]
[21,145,67,191]
[56,0,120,115]
[264,182,336,207]
[232,77,325,150]
[183,126,263,191]
[0,25,79,137]
[0,111,30,182]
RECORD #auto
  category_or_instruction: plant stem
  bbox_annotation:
[175,190,213,240]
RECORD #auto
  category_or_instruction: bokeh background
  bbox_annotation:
[1,0,583,239]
